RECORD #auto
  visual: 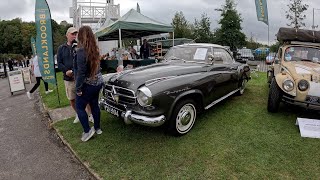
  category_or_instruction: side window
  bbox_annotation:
[213,48,234,64]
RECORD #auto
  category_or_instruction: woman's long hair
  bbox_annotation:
[77,26,100,79]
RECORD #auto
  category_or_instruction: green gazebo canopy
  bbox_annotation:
[95,9,173,41]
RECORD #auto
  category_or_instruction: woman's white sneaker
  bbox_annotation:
[81,127,95,142]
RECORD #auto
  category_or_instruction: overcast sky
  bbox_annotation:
[0,0,319,44]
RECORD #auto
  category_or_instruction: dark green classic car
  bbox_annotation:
[99,43,250,136]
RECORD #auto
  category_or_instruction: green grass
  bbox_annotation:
[39,72,69,108]
[53,72,320,179]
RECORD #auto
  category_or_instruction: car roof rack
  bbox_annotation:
[277,27,320,43]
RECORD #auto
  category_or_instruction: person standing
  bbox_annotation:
[8,59,13,71]
[140,39,151,59]
[26,55,53,99]
[57,27,93,124]
[75,26,104,142]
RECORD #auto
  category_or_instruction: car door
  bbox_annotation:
[204,48,240,105]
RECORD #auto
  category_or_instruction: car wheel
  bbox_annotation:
[267,78,282,113]
[168,99,197,136]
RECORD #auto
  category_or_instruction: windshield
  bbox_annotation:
[164,46,210,61]
[284,46,320,63]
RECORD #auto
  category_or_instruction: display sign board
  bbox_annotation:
[296,118,320,139]
[22,68,32,84]
[8,70,25,94]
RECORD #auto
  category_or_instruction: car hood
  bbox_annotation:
[107,62,208,90]
[284,61,320,81]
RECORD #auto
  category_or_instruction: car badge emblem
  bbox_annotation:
[111,86,119,103]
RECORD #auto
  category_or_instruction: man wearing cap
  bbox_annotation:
[57,27,93,123]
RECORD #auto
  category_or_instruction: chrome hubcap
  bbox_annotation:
[180,111,191,125]
[176,103,196,133]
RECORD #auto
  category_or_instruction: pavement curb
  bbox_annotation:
[39,94,103,180]
[52,126,103,180]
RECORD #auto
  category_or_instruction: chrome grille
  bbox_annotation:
[104,84,136,105]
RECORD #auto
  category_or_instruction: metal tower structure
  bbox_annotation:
[70,0,120,30]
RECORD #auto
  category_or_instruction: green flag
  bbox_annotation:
[30,37,36,56]
[255,0,269,25]
[35,0,56,84]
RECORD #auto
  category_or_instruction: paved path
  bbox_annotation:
[0,78,94,180]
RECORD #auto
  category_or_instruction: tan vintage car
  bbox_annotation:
[267,28,320,112]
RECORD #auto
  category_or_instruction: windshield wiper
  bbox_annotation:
[166,56,181,60]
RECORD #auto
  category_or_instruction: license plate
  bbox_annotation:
[106,105,119,117]
[306,96,319,104]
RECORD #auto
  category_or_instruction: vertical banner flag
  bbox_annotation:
[137,3,141,13]
[35,0,56,84]
[255,0,269,25]
[30,37,36,56]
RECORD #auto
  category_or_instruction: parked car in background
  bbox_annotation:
[265,52,276,64]
[267,27,320,112]
[99,43,251,136]
[236,48,255,63]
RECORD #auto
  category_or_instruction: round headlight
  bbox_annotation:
[137,86,152,107]
[298,80,309,91]
[283,79,294,92]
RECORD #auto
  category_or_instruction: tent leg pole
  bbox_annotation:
[172,32,175,47]
[119,29,122,49]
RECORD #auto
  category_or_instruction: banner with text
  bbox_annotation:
[35,0,56,84]
[255,0,269,25]
[31,37,36,56]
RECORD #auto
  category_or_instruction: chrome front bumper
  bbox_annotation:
[99,99,166,127]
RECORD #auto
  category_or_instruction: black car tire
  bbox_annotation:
[267,78,282,113]
[168,99,197,136]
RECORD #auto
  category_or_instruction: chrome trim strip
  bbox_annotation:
[205,89,240,110]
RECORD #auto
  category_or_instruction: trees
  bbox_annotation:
[193,13,213,43]
[213,0,246,51]
[171,11,193,39]
[0,18,70,59]
[286,0,309,28]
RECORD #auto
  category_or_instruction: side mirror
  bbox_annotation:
[208,54,214,62]
[274,57,280,64]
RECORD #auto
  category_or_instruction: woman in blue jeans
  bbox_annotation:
[75,26,104,142]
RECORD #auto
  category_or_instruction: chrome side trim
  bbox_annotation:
[205,89,240,110]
